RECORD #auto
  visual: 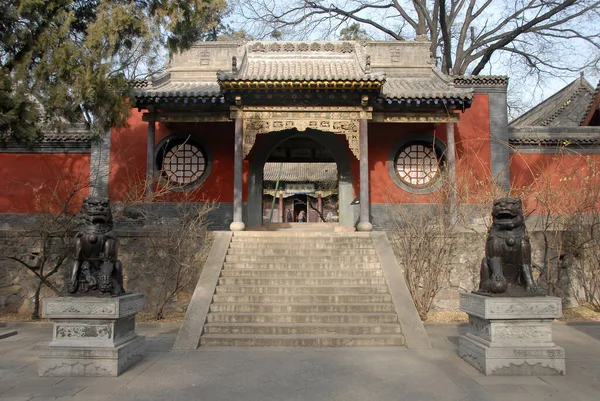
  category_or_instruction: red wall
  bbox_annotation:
[0,153,90,213]
[511,152,600,214]
[109,95,493,207]
[367,123,440,204]
[109,109,236,203]
[367,94,493,204]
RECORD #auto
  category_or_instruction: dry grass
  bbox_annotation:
[135,312,186,323]
[558,304,600,322]
[424,310,469,323]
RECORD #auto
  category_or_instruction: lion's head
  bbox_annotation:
[80,197,113,230]
[491,197,525,230]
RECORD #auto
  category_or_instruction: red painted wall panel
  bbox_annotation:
[367,94,493,205]
[0,153,90,213]
[511,152,600,214]
[109,109,235,203]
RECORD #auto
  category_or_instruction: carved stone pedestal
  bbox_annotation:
[459,292,565,376]
[39,293,145,377]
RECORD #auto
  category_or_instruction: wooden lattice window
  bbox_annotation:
[394,143,440,187]
[156,135,209,189]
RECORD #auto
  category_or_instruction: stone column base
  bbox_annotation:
[458,292,565,376]
[39,293,145,377]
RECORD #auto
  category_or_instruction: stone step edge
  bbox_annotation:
[212,294,393,299]
[232,232,372,237]
[204,322,403,328]
[200,333,405,339]
[205,312,399,317]
[209,302,395,307]
[219,270,383,275]
[222,264,382,268]
[217,284,387,289]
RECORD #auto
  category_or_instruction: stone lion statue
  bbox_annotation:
[67,197,124,296]
[479,197,538,295]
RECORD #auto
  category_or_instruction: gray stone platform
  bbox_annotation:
[1,322,600,400]
[459,292,565,376]
[38,293,146,377]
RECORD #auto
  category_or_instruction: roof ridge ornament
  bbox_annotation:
[365,55,371,73]
[232,56,237,74]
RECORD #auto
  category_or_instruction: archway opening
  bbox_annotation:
[262,137,339,224]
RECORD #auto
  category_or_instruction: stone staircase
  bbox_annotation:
[199,231,405,346]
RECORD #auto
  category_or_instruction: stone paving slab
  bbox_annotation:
[0,321,598,400]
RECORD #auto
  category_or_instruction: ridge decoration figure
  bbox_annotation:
[67,197,125,296]
[478,197,539,296]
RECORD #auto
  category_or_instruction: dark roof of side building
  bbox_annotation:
[582,80,600,126]
[510,76,595,127]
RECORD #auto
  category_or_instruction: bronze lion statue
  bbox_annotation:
[67,197,124,296]
[478,197,538,295]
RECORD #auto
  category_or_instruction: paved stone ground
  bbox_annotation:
[0,322,599,400]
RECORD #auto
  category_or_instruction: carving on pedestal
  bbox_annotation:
[56,324,112,339]
[46,303,116,315]
[459,294,485,316]
[468,316,491,341]
[488,301,558,316]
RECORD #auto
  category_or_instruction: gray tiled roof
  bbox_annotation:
[454,76,508,87]
[509,126,600,146]
[510,77,595,127]
[134,82,222,99]
[41,124,92,142]
[263,163,338,183]
[219,59,384,82]
[133,40,472,102]
[582,80,600,125]
[383,71,472,100]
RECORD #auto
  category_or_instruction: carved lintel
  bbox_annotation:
[239,107,367,159]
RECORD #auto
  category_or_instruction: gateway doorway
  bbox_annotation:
[248,129,354,228]
[261,137,339,225]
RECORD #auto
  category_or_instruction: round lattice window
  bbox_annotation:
[156,136,210,189]
[394,143,440,187]
[162,143,206,185]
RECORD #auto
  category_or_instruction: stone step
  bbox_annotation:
[214,285,390,295]
[226,248,378,256]
[200,334,405,347]
[232,231,372,238]
[212,294,394,303]
[209,302,396,314]
[224,255,380,263]
[228,242,376,249]
[217,277,387,286]
[223,262,382,270]
[220,269,384,278]
[203,323,403,335]
[206,313,398,324]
